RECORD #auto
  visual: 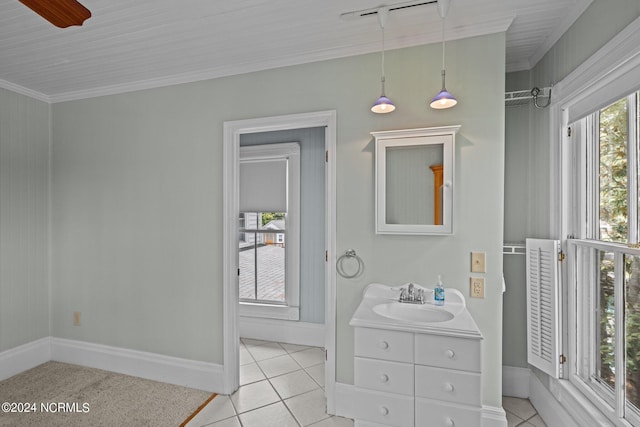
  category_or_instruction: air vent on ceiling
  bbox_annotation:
[340,0,437,21]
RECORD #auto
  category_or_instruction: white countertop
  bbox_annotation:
[349,283,483,339]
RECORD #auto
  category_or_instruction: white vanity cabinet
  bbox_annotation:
[353,327,482,427]
[349,284,484,427]
[414,334,482,427]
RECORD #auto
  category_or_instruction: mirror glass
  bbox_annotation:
[373,126,459,235]
[385,144,443,225]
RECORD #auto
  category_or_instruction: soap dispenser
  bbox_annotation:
[434,275,445,306]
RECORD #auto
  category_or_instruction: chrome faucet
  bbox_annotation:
[399,283,425,304]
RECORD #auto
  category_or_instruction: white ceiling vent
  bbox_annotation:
[340,0,437,21]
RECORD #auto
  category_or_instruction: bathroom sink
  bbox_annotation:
[372,302,454,323]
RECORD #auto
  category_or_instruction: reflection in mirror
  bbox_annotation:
[385,144,443,225]
[373,126,459,235]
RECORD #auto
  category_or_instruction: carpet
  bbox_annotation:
[0,362,213,427]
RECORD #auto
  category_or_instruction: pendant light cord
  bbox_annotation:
[380,15,387,94]
[441,15,445,72]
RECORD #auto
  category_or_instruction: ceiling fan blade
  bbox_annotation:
[19,0,91,28]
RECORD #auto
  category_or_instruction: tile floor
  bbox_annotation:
[186,339,546,427]
[504,396,547,427]
[185,339,353,427]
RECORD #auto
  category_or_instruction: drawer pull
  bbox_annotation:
[446,417,455,427]
[445,349,455,359]
[444,382,455,392]
[379,406,389,416]
[378,340,390,350]
[380,374,389,383]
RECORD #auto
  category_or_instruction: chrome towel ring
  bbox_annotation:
[337,249,364,279]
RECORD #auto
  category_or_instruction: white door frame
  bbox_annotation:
[222,110,337,411]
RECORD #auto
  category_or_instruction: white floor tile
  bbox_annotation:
[506,410,524,427]
[241,338,271,347]
[239,344,255,366]
[503,397,537,420]
[205,416,241,427]
[240,362,266,386]
[527,414,548,427]
[270,369,320,399]
[258,353,301,378]
[246,341,288,361]
[230,380,280,414]
[238,402,299,427]
[308,416,354,426]
[281,342,312,353]
[285,388,330,426]
[290,347,324,368]
[305,363,325,387]
[185,395,236,427]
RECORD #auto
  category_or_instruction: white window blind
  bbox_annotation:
[526,238,562,378]
[240,158,288,213]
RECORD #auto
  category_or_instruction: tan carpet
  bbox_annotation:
[0,362,212,427]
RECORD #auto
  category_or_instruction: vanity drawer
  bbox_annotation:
[414,334,481,372]
[355,357,414,395]
[352,387,414,427]
[415,365,481,405]
[415,398,481,427]
[355,327,414,363]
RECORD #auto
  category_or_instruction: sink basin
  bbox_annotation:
[372,302,454,323]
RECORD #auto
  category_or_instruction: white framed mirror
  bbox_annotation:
[373,125,459,235]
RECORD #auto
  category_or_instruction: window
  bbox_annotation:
[239,212,287,303]
[239,143,300,320]
[567,92,640,425]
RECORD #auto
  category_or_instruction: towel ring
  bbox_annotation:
[337,249,364,279]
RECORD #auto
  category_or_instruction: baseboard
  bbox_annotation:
[333,382,355,419]
[502,365,531,398]
[529,373,580,427]
[0,337,51,381]
[332,382,506,426]
[482,405,508,427]
[50,338,224,393]
[529,372,614,427]
[239,316,324,347]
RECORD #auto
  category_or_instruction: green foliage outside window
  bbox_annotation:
[598,97,640,409]
[261,212,285,227]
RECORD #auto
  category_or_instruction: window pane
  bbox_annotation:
[599,98,629,242]
[256,243,285,303]
[626,255,640,411]
[239,232,257,300]
[238,212,286,304]
[598,250,616,390]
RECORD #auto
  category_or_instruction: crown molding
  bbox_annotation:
[0,78,51,103]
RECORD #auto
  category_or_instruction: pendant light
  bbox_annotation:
[430,0,457,109]
[371,7,395,114]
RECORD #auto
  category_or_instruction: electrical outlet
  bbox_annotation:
[470,277,485,298]
[73,311,81,326]
[471,252,486,273]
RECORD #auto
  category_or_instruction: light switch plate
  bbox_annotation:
[471,252,486,273]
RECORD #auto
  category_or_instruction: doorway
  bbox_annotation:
[222,111,337,412]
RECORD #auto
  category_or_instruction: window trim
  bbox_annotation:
[239,143,300,321]
[551,16,640,427]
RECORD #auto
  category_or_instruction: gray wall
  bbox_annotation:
[240,127,326,324]
[48,32,505,406]
[0,88,50,352]
[502,0,640,369]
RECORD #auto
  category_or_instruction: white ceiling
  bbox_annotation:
[0,0,592,103]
